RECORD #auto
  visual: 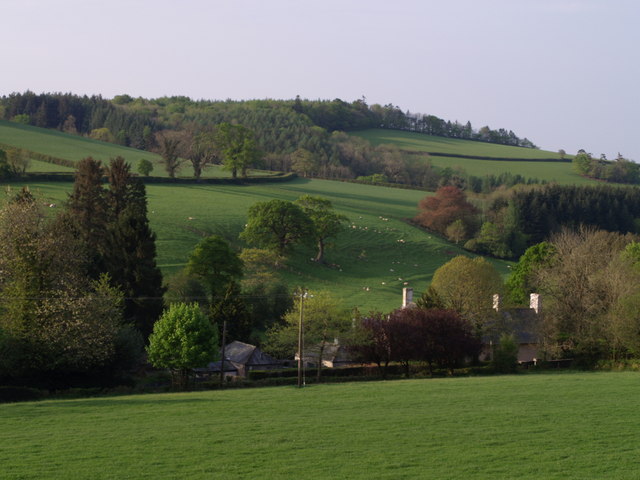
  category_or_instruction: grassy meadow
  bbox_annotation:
[5,178,502,312]
[352,129,596,186]
[0,120,273,179]
[354,128,569,159]
[2,372,639,479]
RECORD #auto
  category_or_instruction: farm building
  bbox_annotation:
[196,341,283,378]
[484,293,541,363]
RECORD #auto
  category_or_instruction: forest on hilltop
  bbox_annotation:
[0,92,544,191]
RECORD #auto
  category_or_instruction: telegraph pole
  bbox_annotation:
[219,320,227,388]
[297,290,305,388]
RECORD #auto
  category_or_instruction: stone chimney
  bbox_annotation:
[492,293,501,312]
[530,293,541,314]
[402,287,414,308]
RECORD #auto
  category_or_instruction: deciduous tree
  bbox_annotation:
[264,290,351,380]
[215,123,261,178]
[415,186,478,236]
[295,195,347,263]
[240,199,313,255]
[147,303,219,390]
[430,256,503,335]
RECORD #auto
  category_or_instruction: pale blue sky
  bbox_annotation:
[2,0,638,160]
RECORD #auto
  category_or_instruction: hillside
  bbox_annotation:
[352,129,596,185]
[5,178,509,312]
[0,120,255,179]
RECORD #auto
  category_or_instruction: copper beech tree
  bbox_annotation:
[415,186,478,240]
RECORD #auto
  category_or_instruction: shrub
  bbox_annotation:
[0,386,46,403]
[492,333,519,373]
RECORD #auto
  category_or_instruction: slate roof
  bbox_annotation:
[489,308,540,344]
[224,341,281,367]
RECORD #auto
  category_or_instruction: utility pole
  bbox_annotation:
[219,319,227,388]
[297,290,306,388]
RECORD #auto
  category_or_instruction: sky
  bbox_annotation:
[2,0,639,160]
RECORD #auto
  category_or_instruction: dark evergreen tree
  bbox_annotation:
[66,157,108,277]
[104,157,165,337]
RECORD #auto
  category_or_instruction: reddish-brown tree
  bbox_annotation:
[415,186,479,235]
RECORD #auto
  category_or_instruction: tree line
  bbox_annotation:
[1,92,544,190]
[572,150,639,184]
[0,157,164,388]
[415,183,640,259]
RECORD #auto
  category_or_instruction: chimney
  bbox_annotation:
[492,293,501,312]
[402,287,413,308]
[530,293,541,314]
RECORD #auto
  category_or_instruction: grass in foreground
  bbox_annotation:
[1,372,639,479]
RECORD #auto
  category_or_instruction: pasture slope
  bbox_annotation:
[6,178,498,312]
[2,372,640,479]
[2,121,604,310]
[353,129,596,185]
[0,119,236,178]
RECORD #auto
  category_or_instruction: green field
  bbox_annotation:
[352,129,596,186]
[2,372,639,479]
[6,178,504,312]
[0,119,160,167]
[427,155,595,185]
[0,120,275,179]
[354,128,568,159]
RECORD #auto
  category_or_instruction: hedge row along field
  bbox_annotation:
[2,372,639,479]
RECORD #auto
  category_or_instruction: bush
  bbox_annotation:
[492,333,519,373]
[0,386,46,403]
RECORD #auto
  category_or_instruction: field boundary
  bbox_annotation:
[0,141,77,168]
[8,172,299,184]
[416,151,572,162]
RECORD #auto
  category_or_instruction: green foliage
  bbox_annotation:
[295,194,348,262]
[240,199,313,255]
[137,158,153,176]
[11,114,30,125]
[187,235,243,300]
[492,333,519,373]
[430,256,502,333]
[506,242,556,305]
[146,303,219,389]
[467,221,513,258]
[215,123,261,178]
[265,290,352,380]
[572,151,592,175]
[3,177,513,313]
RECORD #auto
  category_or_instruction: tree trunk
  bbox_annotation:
[315,239,325,263]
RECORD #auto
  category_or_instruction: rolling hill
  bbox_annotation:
[352,129,596,185]
[7,120,609,311]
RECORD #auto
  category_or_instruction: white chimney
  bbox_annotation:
[530,293,541,314]
[492,293,501,311]
[402,287,413,308]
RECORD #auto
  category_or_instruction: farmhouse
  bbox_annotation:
[298,340,357,368]
[485,293,541,363]
[196,341,283,378]
[402,287,541,363]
